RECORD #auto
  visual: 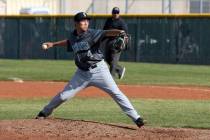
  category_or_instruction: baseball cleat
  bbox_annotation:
[35,111,47,119]
[135,117,145,128]
[119,67,126,79]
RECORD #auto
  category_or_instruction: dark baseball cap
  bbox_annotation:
[74,12,91,22]
[112,7,120,14]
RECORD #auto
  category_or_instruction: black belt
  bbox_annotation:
[90,64,97,69]
[79,62,100,71]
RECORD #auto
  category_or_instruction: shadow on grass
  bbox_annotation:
[51,117,138,130]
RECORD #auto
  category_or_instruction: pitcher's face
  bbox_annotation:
[76,19,89,32]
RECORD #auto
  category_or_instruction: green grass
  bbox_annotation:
[0,98,210,129]
[1,59,210,129]
[1,59,210,86]
[0,59,75,81]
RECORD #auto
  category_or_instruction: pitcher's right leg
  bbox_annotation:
[36,70,89,119]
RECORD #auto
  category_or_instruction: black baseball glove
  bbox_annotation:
[113,32,128,52]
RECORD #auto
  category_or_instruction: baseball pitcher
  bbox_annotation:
[36,12,144,128]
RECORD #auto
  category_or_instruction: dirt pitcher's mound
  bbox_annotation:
[0,119,209,140]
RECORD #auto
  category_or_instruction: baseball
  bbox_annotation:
[42,44,48,50]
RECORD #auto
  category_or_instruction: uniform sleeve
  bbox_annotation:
[103,19,109,30]
[66,39,73,52]
[92,29,106,43]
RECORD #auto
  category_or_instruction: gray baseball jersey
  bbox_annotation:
[67,29,105,71]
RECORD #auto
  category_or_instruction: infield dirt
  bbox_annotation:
[0,119,210,140]
[0,81,210,140]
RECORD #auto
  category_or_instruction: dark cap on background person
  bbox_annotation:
[112,7,120,14]
[74,12,91,22]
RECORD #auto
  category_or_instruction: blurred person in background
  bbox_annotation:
[103,7,128,79]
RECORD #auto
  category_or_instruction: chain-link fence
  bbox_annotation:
[0,0,210,15]
[88,0,210,14]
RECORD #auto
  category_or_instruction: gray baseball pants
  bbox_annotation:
[41,60,140,122]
